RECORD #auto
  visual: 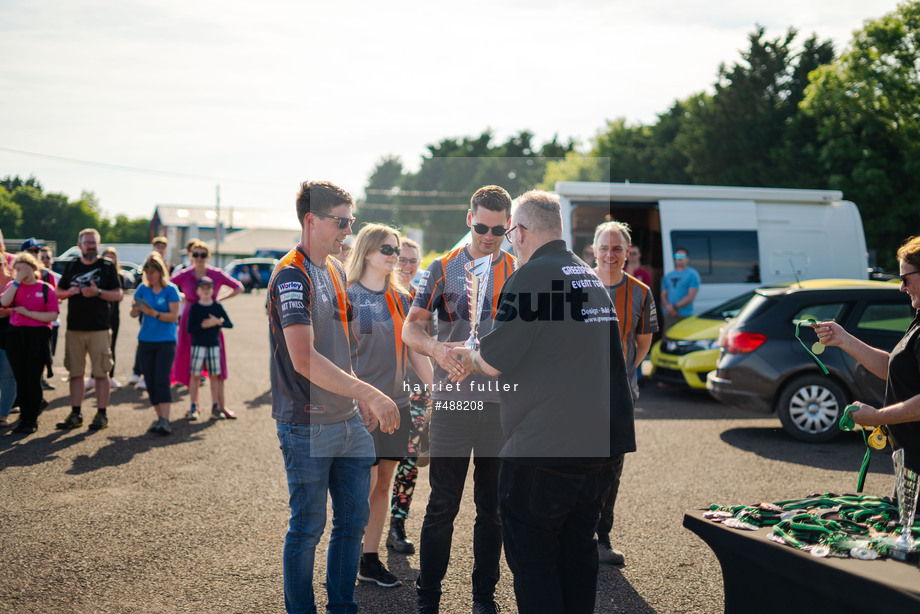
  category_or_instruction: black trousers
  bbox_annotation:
[6,326,51,424]
[499,457,622,614]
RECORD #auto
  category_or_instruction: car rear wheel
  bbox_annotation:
[776,375,846,443]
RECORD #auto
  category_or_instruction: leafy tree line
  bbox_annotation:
[0,175,151,252]
[366,2,920,268]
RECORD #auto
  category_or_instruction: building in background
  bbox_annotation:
[150,205,300,268]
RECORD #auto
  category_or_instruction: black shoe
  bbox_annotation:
[598,541,625,565]
[42,377,55,391]
[386,518,415,554]
[12,421,38,434]
[88,413,109,430]
[56,412,83,430]
[472,601,500,614]
[357,555,402,587]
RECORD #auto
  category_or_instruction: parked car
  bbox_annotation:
[650,291,755,389]
[224,257,279,291]
[707,281,911,442]
[650,279,898,390]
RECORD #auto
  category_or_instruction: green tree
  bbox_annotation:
[363,130,574,251]
[803,1,920,268]
[0,187,23,236]
[677,27,834,187]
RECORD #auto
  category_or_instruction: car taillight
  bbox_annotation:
[723,331,767,354]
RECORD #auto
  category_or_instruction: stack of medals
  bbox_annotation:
[704,493,920,561]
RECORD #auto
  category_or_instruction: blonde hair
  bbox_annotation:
[13,252,41,280]
[898,236,920,270]
[188,239,210,257]
[142,252,170,290]
[345,224,405,294]
[102,246,119,269]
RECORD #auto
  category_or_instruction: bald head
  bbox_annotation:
[512,190,563,238]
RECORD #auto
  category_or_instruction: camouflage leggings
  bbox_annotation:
[390,392,431,519]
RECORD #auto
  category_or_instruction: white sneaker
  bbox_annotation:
[128,374,140,385]
[110,378,122,389]
[137,376,147,390]
[85,378,94,391]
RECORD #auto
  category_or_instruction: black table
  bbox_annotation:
[684,510,920,614]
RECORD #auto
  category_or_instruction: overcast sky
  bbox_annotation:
[0,0,904,221]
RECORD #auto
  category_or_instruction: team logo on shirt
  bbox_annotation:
[278,281,303,292]
[280,291,303,301]
[417,269,430,293]
[282,300,305,311]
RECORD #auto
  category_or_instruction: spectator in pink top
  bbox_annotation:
[626,245,652,287]
[169,240,243,387]
[0,252,59,434]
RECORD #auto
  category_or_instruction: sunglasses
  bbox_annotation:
[674,253,688,260]
[191,252,208,258]
[900,270,920,284]
[378,244,401,256]
[314,211,356,229]
[471,223,508,237]
[397,257,419,267]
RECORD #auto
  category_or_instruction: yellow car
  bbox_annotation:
[650,279,894,389]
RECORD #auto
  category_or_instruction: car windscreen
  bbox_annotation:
[698,291,756,321]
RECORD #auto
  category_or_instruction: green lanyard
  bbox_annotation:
[794,319,829,375]
[839,404,870,493]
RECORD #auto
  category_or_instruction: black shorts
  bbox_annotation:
[372,403,412,463]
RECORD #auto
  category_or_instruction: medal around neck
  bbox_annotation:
[464,254,493,350]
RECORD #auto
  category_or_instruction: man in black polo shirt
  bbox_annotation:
[55,228,123,431]
[453,190,636,614]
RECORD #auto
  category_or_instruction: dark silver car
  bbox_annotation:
[707,282,912,442]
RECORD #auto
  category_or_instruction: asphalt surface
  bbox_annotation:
[0,293,899,613]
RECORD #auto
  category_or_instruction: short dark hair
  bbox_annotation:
[296,181,354,227]
[470,185,512,215]
[675,247,689,257]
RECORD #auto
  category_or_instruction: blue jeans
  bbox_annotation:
[0,348,16,418]
[499,457,622,614]
[277,415,375,614]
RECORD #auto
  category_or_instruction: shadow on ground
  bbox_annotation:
[720,426,894,475]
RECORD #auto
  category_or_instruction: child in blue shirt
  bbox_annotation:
[185,277,234,420]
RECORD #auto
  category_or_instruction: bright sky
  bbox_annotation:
[0,0,904,221]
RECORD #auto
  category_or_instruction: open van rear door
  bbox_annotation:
[658,199,760,313]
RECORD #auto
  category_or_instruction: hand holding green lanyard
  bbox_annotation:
[793,319,828,375]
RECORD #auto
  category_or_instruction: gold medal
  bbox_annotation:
[811,342,825,355]
[867,427,887,450]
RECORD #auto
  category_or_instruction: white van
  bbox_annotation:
[554,181,869,313]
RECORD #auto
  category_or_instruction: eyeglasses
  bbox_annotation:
[471,223,509,237]
[506,223,527,240]
[26,248,41,254]
[900,270,920,284]
[378,244,400,257]
[191,252,208,259]
[674,253,688,260]
[314,211,356,229]
[397,257,420,267]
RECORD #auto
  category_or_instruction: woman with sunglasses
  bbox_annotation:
[169,240,243,390]
[816,235,920,473]
[345,224,433,588]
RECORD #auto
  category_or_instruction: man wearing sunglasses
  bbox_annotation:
[402,185,515,614]
[268,180,399,614]
[660,247,700,332]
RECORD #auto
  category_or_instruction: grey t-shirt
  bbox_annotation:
[412,246,515,402]
[268,247,358,425]
[347,282,412,407]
